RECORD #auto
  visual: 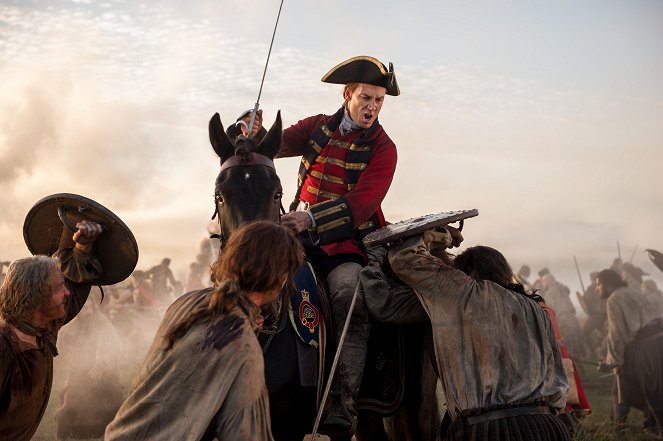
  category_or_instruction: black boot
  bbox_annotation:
[319,396,353,437]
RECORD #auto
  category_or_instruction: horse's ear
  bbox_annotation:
[256,110,282,160]
[209,113,235,163]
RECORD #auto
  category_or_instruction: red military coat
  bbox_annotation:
[279,108,397,259]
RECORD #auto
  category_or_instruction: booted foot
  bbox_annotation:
[318,405,353,437]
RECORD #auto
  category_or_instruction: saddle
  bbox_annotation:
[262,259,405,414]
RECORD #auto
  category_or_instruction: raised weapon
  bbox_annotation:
[247,0,284,137]
[573,256,590,316]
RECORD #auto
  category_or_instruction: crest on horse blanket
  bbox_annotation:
[289,263,407,414]
[289,261,326,349]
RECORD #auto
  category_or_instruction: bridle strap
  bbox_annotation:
[219,152,275,174]
[214,152,280,250]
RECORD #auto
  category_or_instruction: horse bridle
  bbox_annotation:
[211,152,286,248]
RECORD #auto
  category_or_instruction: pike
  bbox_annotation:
[573,256,589,315]
[617,241,622,260]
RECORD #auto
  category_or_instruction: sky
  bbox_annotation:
[1,0,663,298]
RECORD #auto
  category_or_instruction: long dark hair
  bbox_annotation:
[597,269,627,290]
[454,246,513,287]
[164,221,303,349]
[453,245,544,303]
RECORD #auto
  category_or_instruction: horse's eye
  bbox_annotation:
[274,191,282,201]
[215,194,224,204]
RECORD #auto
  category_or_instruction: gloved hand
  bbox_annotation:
[597,360,611,373]
[367,245,388,268]
[422,228,452,251]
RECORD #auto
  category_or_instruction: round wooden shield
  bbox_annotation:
[23,193,139,286]
[362,209,479,248]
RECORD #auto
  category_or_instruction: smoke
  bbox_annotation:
[50,287,164,438]
[2,0,663,297]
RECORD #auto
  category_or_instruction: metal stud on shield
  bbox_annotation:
[362,209,479,248]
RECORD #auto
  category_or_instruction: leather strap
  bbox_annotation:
[219,152,275,174]
[464,405,551,425]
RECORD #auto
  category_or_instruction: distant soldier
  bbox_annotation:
[620,262,647,292]
[131,270,159,309]
[147,258,179,302]
[577,271,607,355]
[596,269,663,438]
[184,262,207,293]
[514,264,533,291]
[541,274,587,359]
[532,267,551,291]
[610,257,623,274]
[641,279,663,318]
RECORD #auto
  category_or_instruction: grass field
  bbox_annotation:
[32,358,658,440]
[573,363,658,441]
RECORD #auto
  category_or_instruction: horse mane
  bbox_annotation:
[232,137,258,162]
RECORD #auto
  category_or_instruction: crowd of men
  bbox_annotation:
[1,54,663,441]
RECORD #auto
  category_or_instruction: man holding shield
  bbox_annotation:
[0,221,102,440]
[0,193,137,441]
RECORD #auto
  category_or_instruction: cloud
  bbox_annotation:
[2,0,662,295]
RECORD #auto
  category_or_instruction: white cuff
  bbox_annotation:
[305,210,317,229]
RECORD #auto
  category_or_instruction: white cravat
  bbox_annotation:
[339,109,361,136]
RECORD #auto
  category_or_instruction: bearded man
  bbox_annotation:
[0,221,103,441]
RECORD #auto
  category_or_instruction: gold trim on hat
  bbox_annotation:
[321,55,390,82]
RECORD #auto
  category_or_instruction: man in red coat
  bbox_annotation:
[263,55,400,436]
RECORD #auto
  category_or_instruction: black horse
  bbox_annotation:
[208,112,440,441]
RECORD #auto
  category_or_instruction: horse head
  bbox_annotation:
[209,111,283,247]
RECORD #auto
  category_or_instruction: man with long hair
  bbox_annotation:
[0,221,103,441]
[596,269,663,438]
[105,221,304,441]
[383,227,571,440]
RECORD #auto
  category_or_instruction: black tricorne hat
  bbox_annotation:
[321,55,400,96]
